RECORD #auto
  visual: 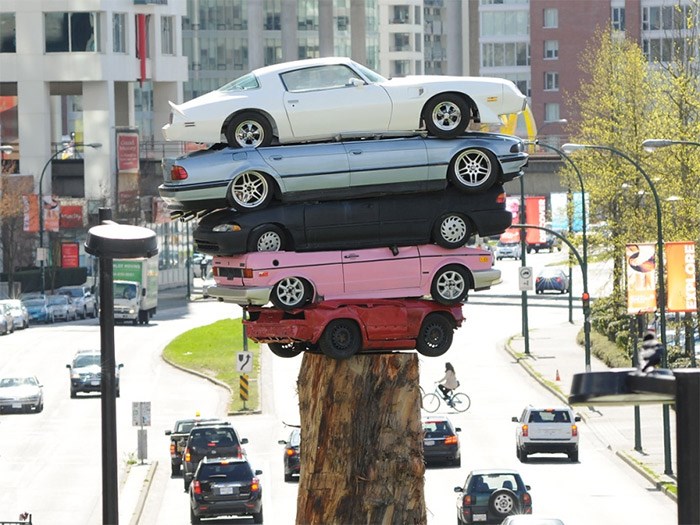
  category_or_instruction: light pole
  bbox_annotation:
[38,142,101,294]
[562,142,673,476]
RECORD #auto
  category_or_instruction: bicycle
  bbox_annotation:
[422,386,471,413]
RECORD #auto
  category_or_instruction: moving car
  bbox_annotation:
[189,456,263,524]
[527,233,561,254]
[22,296,53,324]
[165,416,221,476]
[244,298,464,360]
[454,469,532,524]
[0,299,29,329]
[66,350,124,398]
[162,56,527,148]
[278,427,301,482]
[56,285,98,319]
[512,406,580,462]
[159,133,527,212]
[422,416,461,467]
[0,376,44,413]
[535,268,570,294]
[0,310,8,335]
[208,244,500,310]
[495,240,522,261]
[0,302,14,334]
[47,294,76,322]
[193,184,512,255]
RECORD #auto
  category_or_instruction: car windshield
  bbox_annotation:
[423,420,452,437]
[199,462,253,482]
[114,283,137,299]
[59,288,82,297]
[190,428,239,448]
[0,377,36,387]
[23,300,45,307]
[353,61,387,83]
[528,409,571,423]
[219,72,259,92]
[471,473,520,492]
[48,296,67,305]
[74,355,101,368]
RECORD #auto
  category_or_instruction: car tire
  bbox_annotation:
[423,93,470,138]
[488,489,519,518]
[448,148,500,194]
[36,401,43,413]
[226,111,273,148]
[171,464,180,477]
[430,265,470,305]
[190,506,201,524]
[228,170,274,212]
[268,342,305,358]
[452,456,461,468]
[70,389,77,399]
[252,507,263,524]
[284,471,293,482]
[248,224,286,252]
[569,450,579,462]
[416,313,454,357]
[319,319,362,360]
[433,213,472,249]
[270,277,312,310]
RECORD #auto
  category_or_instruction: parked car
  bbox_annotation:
[193,184,512,255]
[47,294,76,322]
[209,244,500,310]
[535,268,570,295]
[189,456,263,524]
[454,469,532,524]
[159,132,527,212]
[0,302,14,334]
[495,240,522,261]
[56,285,98,319]
[22,296,53,324]
[165,416,221,477]
[278,427,301,482]
[422,416,461,467]
[66,349,124,398]
[0,299,29,329]
[0,310,8,335]
[0,375,44,413]
[512,406,580,462]
[162,56,527,148]
[245,298,464,360]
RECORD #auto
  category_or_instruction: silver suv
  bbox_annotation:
[512,405,580,462]
[66,350,123,398]
[495,241,522,261]
[57,285,98,319]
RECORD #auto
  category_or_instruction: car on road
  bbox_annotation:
[0,310,8,335]
[0,302,14,334]
[66,350,124,398]
[245,298,464,360]
[165,416,221,477]
[159,132,527,212]
[162,56,527,148]
[0,299,29,330]
[208,244,500,310]
[56,285,98,319]
[454,469,532,524]
[512,405,580,462]
[527,233,562,254]
[535,268,570,295]
[22,296,53,324]
[278,427,301,482]
[193,184,512,255]
[0,375,44,413]
[495,240,522,261]
[47,294,77,322]
[189,456,263,524]
[422,416,461,467]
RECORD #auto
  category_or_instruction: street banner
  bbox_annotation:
[499,197,521,243]
[61,242,80,268]
[626,243,657,314]
[59,204,85,229]
[22,194,60,232]
[525,196,546,244]
[117,131,140,173]
[665,241,697,312]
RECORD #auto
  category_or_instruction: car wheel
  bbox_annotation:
[284,470,293,482]
[189,506,201,524]
[433,213,472,248]
[36,401,44,413]
[116,388,121,398]
[252,507,263,524]
[171,463,180,477]
[70,389,77,399]
[270,277,312,310]
[226,111,273,148]
[448,148,500,193]
[488,488,519,518]
[452,456,461,468]
[569,450,579,462]
[319,319,362,360]
[248,224,286,252]
[268,342,305,358]
[430,265,469,305]
[423,93,470,138]
[416,313,454,357]
[228,170,274,212]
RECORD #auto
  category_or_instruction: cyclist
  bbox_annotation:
[436,362,459,401]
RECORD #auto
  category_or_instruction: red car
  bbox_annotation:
[243,298,464,360]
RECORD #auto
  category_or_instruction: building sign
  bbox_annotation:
[666,241,697,313]
[59,204,84,229]
[61,242,80,268]
[626,243,657,314]
[117,131,140,173]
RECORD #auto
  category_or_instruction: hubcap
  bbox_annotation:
[454,150,492,187]
[256,231,282,251]
[232,171,268,209]
[235,120,264,148]
[440,216,467,244]
[493,494,514,514]
[275,278,305,307]
[436,270,466,300]
[331,326,353,350]
[432,101,462,132]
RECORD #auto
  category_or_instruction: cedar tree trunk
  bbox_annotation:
[296,352,426,525]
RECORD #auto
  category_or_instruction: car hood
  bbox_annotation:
[0,385,40,397]
[74,365,102,374]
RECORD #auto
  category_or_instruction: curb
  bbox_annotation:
[129,461,158,525]
[616,451,678,502]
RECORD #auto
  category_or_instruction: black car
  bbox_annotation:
[278,427,301,482]
[165,417,221,476]
[189,456,263,524]
[182,422,249,491]
[423,416,461,467]
[455,469,532,524]
[66,350,123,398]
[193,184,512,255]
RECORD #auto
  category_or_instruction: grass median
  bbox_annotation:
[163,318,260,413]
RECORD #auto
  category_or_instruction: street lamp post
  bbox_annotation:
[562,142,673,476]
[38,142,101,294]
[642,139,700,150]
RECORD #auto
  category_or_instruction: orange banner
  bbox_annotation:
[525,196,547,244]
[22,194,60,232]
[626,243,657,314]
[665,241,697,312]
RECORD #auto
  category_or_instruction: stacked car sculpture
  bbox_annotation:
[160,57,529,360]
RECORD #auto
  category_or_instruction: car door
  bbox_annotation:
[340,246,421,295]
[303,200,380,249]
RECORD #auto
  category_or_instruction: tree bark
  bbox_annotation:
[296,352,426,525]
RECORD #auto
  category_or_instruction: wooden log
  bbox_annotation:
[296,352,426,525]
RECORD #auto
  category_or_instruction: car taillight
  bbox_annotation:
[571,424,578,437]
[286,448,297,457]
[213,267,219,276]
[236,445,243,459]
[170,443,176,455]
[521,492,531,506]
[250,477,260,492]
[242,268,253,278]
[184,448,191,462]
[496,192,506,204]
[193,480,201,495]
[171,166,188,180]
[555,278,562,283]
[522,424,528,437]
[462,495,472,506]
[444,435,458,445]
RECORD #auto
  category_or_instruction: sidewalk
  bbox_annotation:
[506,322,678,501]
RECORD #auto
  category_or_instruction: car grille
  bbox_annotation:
[114,306,132,314]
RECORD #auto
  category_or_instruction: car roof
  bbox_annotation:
[201,455,248,465]
[251,56,357,77]
[469,468,522,475]
[525,405,572,411]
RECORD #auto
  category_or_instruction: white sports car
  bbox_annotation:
[162,57,528,148]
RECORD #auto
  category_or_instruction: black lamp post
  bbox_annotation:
[38,142,102,294]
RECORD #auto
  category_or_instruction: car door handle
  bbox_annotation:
[344,254,360,259]
[349,150,363,155]
[268,155,283,161]
[287,99,299,104]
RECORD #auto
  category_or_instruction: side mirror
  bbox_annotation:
[455,427,462,433]
[511,416,519,422]
[165,430,172,436]
[349,77,364,87]
[574,416,581,422]
[525,485,531,490]
[453,486,463,493]
[254,469,263,475]
[118,363,125,369]
[278,440,288,445]
[241,437,249,445]
[66,364,71,369]
[141,288,146,297]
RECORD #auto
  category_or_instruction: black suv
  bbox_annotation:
[182,422,248,491]
[189,456,263,524]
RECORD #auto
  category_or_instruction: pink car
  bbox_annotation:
[208,244,500,310]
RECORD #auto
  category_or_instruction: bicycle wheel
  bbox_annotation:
[450,392,471,413]
[422,393,441,413]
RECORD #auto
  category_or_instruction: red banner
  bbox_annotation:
[525,196,547,244]
[666,241,697,312]
[59,205,84,229]
[117,132,140,173]
[61,243,80,268]
[626,243,657,314]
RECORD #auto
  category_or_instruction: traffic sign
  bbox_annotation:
[236,351,253,373]
[519,266,533,291]
[132,401,151,426]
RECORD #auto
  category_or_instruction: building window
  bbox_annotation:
[264,0,282,30]
[543,8,558,29]
[612,7,625,31]
[544,103,560,122]
[45,12,101,53]
[393,33,411,52]
[113,13,127,53]
[480,11,530,37]
[161,16,174,55]
[544,72,559,91]
[393,59,410,76]
[642,5,691,31]
[392,5,410,24]
[0,13,16,53]
[544,40,558,59]
[481,42,530,67]
[337,15,349,31]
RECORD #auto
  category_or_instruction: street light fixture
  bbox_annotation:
[38,142,102,294]
[0,145,13,154]
[642,138,700,151]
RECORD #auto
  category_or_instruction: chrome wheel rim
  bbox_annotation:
[431,101,462,132]
[256,231,282,251]
[231,171,269,209]
[235,120,265,148]
[436,270,466,300]
[454,149,492,187]
[440,216,467,244]
[274,278,306,307]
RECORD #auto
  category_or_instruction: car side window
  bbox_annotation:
[282,65,362,93]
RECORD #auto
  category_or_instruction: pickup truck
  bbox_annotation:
[512,405,580,462]
[164,416,219,476]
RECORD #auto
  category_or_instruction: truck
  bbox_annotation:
[112,256,158,325]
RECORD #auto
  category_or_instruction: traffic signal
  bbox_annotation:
[581,292,590,311]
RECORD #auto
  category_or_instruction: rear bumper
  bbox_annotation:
[191,496,262,518]
[472,269,502,291]
[521,442,577,454]
[207,284,271,306]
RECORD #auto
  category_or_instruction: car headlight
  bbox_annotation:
[212,223,241,233]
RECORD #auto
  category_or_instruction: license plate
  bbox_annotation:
[424,440,435,446]
[219,487,234,495]
[91,380,100,386]
[473,514,487,522]
[11,403,21,409]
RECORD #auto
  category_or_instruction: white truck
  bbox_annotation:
[113,256,158,325]
[512,405,581,463]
